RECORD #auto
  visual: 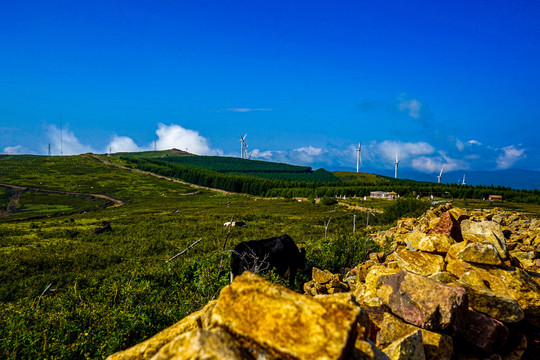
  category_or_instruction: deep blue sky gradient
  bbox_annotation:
[1,1,539,177]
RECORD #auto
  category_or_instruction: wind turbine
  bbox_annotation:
[356,143,362,173]
[462,174,466,185]
[239,134,247,158]
[437,168,443,183]
[394,154,399,179]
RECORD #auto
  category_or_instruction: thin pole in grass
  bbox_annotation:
[35,282,54,312]
[353,214,356,234]
[324,217,331,239]
[218,216,235,270]
[166,238,203,263]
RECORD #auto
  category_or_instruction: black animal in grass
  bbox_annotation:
[230,234,307,287]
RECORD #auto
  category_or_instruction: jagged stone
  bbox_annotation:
[456,242,503,266]
[106,304,207,360]
[376,270,468,331]
[393,250,446,276]
[457,282,524,323]
[312,267,333,284]
[382,330,426,360]
[429,271,458,284]
[210,271,361,359]
[428,211,464,242]
[418,234,455,254]
[362,265,400,306]
[455,308,509,352]
[354,260,376,282]
[149,328,250,360]
[448,208,469,223]
[405,229,425,251]
[353,339,391,360]
[376,312,453,360]
[446,258,540,326]
[461,220,508,259]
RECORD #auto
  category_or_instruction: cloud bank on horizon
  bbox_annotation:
[2,123,527,174]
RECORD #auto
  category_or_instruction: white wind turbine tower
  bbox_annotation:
[437,168,444,183]
[356,143,362,173]
[394,154,400,179]
[239,134,247,158]
[462,174,466,185]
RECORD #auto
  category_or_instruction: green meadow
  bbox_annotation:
[0,153,538,359]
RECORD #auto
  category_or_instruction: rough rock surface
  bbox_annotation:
[149,328,249,360]
[210,271,362,359]
[376,270,468,330]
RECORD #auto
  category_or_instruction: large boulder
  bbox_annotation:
[393,250,446,276]
[106,302,214,360]
[376,270,468,331]
[460,220,508,259]
[376,312,453,360]
[209,271,362,359]
[427,211,464,242]
[149,328,249,360]
[381,330,426,360]
[447,258,540,326]
[417,234,455,254]
[455,308,509,352]
[457,281,524,323]
[456,242,503,266]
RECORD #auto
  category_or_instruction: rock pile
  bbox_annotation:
[108,204,540,359]
[350,203,540,359]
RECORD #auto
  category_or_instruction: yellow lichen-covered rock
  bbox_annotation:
[447,258,540,326]
[417,234,455,254]
[363,265,400,306]
[404,229,425,251]
[456,281,524,323]
[460,220,508,259]
[376,312,453,360]
[393,250,445,276]
[353,339,391,360]
[382,330,426,360]
[448,208,468,222]
[106,307,205,360]
[312,267,334,284]
[209,271,361,360]
[456,242,503,266]
[149,328,249,360]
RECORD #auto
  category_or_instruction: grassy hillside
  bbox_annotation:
[0,153,394,359]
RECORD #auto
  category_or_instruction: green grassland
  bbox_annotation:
[0,153,539,359]
[0,154,393,359]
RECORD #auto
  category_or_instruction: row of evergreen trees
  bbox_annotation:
[120,157,540,204]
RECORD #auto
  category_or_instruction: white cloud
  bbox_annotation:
[155,123,220,155]
[456,138,464,151]
[467,140,482,146]
[496,145,526,169]
[3,145,24,154]
[107,136,143,153]
[46,125,95,155]
[295,146,324,156]
[411,155,468,173]
[398,98,422,119]
[369,140,435,163]
[250,149,273,160]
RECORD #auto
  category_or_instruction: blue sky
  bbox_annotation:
[1,1,539,177]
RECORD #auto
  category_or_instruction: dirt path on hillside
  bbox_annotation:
[338,201,384,213]
[0,182,124,216]
[92,154,237,195]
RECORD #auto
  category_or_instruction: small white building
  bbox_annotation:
[370,191,398,200]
